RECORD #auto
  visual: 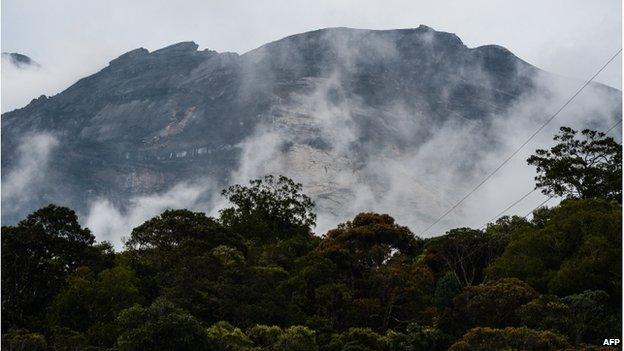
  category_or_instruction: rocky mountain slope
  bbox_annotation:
[2,26,620,233]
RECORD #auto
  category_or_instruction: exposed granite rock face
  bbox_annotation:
[2,26,621,226]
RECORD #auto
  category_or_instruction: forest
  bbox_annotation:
[1,126,622,351]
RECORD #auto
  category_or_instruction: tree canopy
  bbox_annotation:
[1,126,621,350]
[527,126,622,202]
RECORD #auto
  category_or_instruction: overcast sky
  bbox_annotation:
[2,0,622,110]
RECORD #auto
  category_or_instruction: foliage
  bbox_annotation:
[516,291,618,346]
[1,159,621,350]
[220,175,316,244]
[1,205,114,330]
[115,298,210,350]
[247,325,284,347]
[318,212,420,270]
[326,327,389,351]
[206,321,253,350]
[527,126,622,202]
[434,271,462,309]
[124,209,250,321]
[126,209,243,252]
[486,199,621,300]
[561,290,619,345]
[422,227,505,286]
[1,329,47,351]
[517,294,572,336]
[449,278,538,332]
[312,213,431,330]
[48,327,89,351]
[448,326,570,351]
[385,323,452,351]
[274,326,318,351]
[47,265,142,346]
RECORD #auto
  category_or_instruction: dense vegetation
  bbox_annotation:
[2,127,621,350]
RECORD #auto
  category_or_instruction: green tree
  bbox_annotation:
[47,265,142,347]
[449,326,570,351]
[116,299,209,351]
[517,295,571,336]
[316,213,426,330]
[385,323,452,351]
[368,262,436,330]
[274,326,318,351]
[486,199,621,300]
[562,290,619,346]
[125,209,245,311]
[449,278,538,331]
[326,328,389,351]
[206,321,253,350]
[1,205,113,330]
[527,126,622,202]
[1,329,47,351]
[126,209,244,254]
[246,325,283,348]
[220,175,316,244]
[280,254,346,330]
[127,207,301,327]
[48,327,88,351]
[434,272,462,309]
[423,228,505,287]
[318,213,420,272]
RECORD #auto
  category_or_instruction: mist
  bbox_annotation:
[218,29,621,237]
[1,133,59,219]
[1,54,107,113]
[4,28,620,248]
[83,180,219,249]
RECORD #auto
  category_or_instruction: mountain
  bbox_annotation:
[1,26,621,234]
[2,52,40,68]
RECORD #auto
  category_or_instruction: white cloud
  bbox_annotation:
[84,180,218,249]
[1,133,59,212]
[2,10,620,244]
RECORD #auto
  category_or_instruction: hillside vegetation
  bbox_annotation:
[2,127,621,350]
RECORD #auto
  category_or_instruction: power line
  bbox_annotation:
[479,189,537,229]
[419,48,622,236]
[522,196,555,219]
[477,117,622,230]
[440,194,555,284]
[437,118,622,278]
[605,119,622,134]
[476,117,621,230]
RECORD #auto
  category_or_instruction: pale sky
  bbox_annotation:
[1,0,622,112]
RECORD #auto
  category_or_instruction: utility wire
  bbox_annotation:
[419,48,622,236]
[439,118,622,276]
[440,194,555,284]
[522,196,555,218]
[478,117,621,230]
[478,189,537,230]
[605,119,622,134]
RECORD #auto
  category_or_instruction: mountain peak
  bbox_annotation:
[109,48,150,65]
[245,25,466,57]
[152,41,199,55]
[2,52,40,68]
[109,42,213,67]
[2,26,619,229]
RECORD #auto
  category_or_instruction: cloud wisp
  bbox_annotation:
[5,28,620,248]
[84,179,219,249]
[1,133,59,219]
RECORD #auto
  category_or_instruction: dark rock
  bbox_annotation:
[1,27,620,225]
